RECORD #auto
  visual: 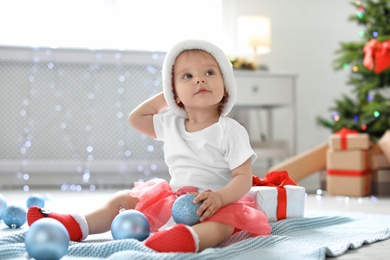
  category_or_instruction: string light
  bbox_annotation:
[352,66,359,72]
[361,124,367,131]
[372,31,379,38]
[332,112,340,122]
[353,115,359,121]
[373,111,380,117]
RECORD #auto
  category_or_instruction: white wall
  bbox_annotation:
[225,0,360,150]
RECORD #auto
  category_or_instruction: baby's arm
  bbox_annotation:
[128,92,168,138]
[194,159,253,221]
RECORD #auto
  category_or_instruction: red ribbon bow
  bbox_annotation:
[335,128,358,150]
[363,39,390,74]
[252,171,297,220]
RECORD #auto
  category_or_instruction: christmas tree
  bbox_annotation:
[317,0,390,141]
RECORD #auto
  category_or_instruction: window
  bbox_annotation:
[0,0,223,51]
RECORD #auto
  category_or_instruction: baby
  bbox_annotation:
[27,39,271,253]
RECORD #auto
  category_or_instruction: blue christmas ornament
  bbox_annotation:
[172,194,201,226]
[3,205,26,229]
[25,218,70,260]
[0,194,7,219]
[111,209,150,241]
[26,193,45,208]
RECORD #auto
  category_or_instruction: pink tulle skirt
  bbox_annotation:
[128,178,271,236]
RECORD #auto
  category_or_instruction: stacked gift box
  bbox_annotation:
[326,128,371,197]
[371,130,390,196]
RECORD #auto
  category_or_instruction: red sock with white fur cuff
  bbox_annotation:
[27,206,89,241]
[144,224,199,253]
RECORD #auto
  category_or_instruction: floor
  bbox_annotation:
[1,189,390,259]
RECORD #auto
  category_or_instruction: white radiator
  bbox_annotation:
[0,160,169,190]
[0,46,168,190]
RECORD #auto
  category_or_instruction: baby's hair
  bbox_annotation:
[171,49,229,115]
[218,92,228,115]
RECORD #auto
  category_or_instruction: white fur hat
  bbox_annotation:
[162,39,237,118]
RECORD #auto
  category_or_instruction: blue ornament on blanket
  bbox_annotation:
[111,209,150,241]
[172,194,201,226]
[25,218,70,260]
[26,193,45,208]
[0,193,7,219]
[3,205,26,229]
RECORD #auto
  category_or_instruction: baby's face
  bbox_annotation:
[172,50,227,114]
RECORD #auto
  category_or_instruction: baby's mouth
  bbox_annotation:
[196,88,209,94]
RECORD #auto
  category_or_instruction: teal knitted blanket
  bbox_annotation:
[1,211,389,260]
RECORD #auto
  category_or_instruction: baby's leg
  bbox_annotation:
[86,190,139,234]
[27,190,138,241]
[193,222,234,251]
[145,221,234,253]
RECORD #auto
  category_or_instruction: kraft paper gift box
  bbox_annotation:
[378,130,390,162]
[246,185,305,222]
[329,128,370,151]
[327,149,369,171]
[370,143,390,170]
[326,149,371,196]
[267,143,328,182]
[371,169,390,196]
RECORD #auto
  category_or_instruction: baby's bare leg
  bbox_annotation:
[193,221,234,251]
[85,190,139,234]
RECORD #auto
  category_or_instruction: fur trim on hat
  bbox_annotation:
[162,39,237,118]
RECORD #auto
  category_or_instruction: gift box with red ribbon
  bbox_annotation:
[363,39,390,74]
[329,128,370,151]
[247,171,305,222]
[326,128,371,197]
[326,150,371,196]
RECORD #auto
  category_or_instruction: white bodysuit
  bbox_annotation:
[153,111,256,193]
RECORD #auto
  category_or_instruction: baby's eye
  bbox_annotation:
[206,70,215,76]
[183,73,192,79]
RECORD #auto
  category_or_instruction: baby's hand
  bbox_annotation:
[193,191,223,222]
